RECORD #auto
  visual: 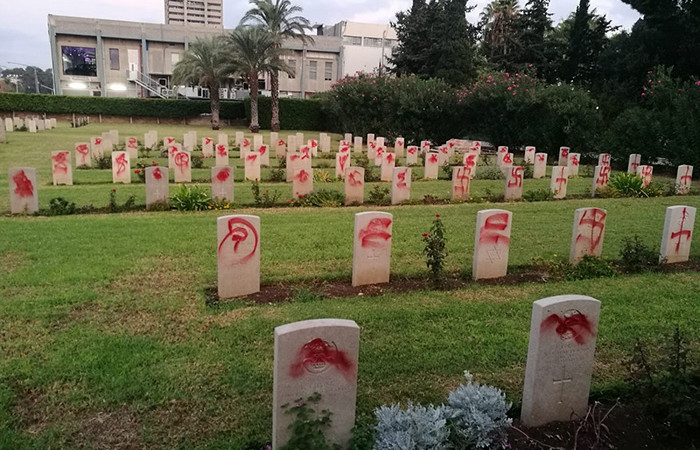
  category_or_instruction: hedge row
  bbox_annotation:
[0,93,246,120]
[244,96,325,131]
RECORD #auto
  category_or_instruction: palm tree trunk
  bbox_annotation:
[249,72,260,133]
[210,84,220,130]
[270,72,280,132]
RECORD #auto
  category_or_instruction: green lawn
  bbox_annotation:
[0,123,699,449]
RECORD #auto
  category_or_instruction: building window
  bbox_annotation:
[61,46,97,76]
[324,61,333,81]
[343,36,362,46]
[288,59,296,79]
[109,48,120,71]
[309,61,317,80]
[363,37,383,47]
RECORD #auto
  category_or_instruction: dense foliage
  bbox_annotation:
[245,96,325,130]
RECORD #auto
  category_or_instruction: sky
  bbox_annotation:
[0,0,641,70]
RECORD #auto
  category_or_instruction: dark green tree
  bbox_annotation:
[479,0,521,71]
[514,0,553,70]
[0,67,53,94]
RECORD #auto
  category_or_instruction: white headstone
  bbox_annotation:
[424,152,439,179]
[217,133,228,147]
[660,206,696,264]
[567,153,580,177]
[551,166,569,199]
[558,147,570,166]
[473,209,512,280]
[627,154,641,174]
[258,144,270,167]
[90,136,104,159]
[75,143,91,167]
[241,137,252,156]
[212,166,234,202]
[272,319,360,449]
[145,166,169,209]
[269,132,279,152]
[367,141,377,160]
[344,133,352,143]
[637,165,653,187]
[174,151,192,183]
[167,143,182,169]
[504,166,524,201]
[216,144,229,167]
[353,136,363,154]
[244,153,261,181]
[366,133,375,147]
[597,153,611,167]
[463,152,478,178]
[109,129,119,145]
[391,167,411,205]
[308,139,318,157]
[125,136,139,159]
[452,166,471,201]
[51,151,73,186]
[234,132,243,146]
[570,208,607,263]
[534,153,547,179]
[521,295,601,427]
[0,120,5,143]
[344,167,365,205]
[675,165,693,195]
[253,134,263,151]
[8,167,39,214]
[4,118,12,132]
[144,131,157,149]
[217,214,261,298]
[293,168,313,199]
[352,211,392,287]
[37,119,45,131]
[374,146,385,167]
[524,146,536,164]
[296,132,304,147]
[276,137,287,159]
[381,152,396,182]
[406,146,419,166]
[394,137,405,157]
[287,135,297,153]
[202,137,214,158]
[336,152,351,179]
[112,151,131,184]
[592,165,611,196]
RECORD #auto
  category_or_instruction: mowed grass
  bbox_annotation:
[0,123,699,449]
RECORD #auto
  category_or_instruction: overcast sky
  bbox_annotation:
[1,0,640,70]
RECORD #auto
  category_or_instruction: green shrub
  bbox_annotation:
[368,185,390,205]
[280,393,336,450]
[191,154,204,169]
[422,214,448,287]
[619,235,660,273]
[523,188,554,202]
[313,170,334,183]
[532,255,617,281]
[95,154,112,169]
[251,181,281,208]
[608,172,645,197]
[269,167,286,182]
[244,96,325,130]
[107,188,137,213]
[48,197,77,216]
[171,185,210,211]
[477,167,504,180]
[301,189,345,207]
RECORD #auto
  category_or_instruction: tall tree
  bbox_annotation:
[514,0,553,69]
[479,0,521,70]
[240,0,312,132]
[561,0,614,84]
[172,36,234,130]
[228,26,291,133]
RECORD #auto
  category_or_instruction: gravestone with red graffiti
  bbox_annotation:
[344,167,365,205]
[167,142,182,169]
[660,206,696,264]
[125,136,139,159]
[307,139,318,157]
[90,136,104,159]
[353,136,363,154]
[570,208,607,263]
[437,145,450,166]
[558,147,570,166]
[420,140,431,154]
[367,140,377,161]
[244,152,261,182]
[598,153,611,167]
[217,214,260,298]
[8,167,39,214]
[217,133,228,147]
[112,151,131,184]
[675,165,693,195]
[75,142,92,168]
[521,295,601,427]
[637,165,653,187]
[463,152,479,178]
[424,152,439,179]
[258,145,270,167]
[452,166,471,201]
[352,212,393,286]
[504,166,524,201]
[524,146,536,164]
[276,138,286,159]
[498,146,508,155]
[174,151,192,183]
[202,137,214,157]
[336,152,351,179]
[592,165,612,196]
[500,153,514,175]
[145,166,169,209]
[366,133,375,147]
[240,137,251,157]
[391,167,411,205]
[211,166,234,202]
[472,209,512,280]
[567,153,580,177]
[394,137,405,157]
[272,319,360,450]
[373,145,385,167]
[381,152,396,181]
[51,151,73,186]
[293,168,313,199]
[253,134,263,152]
[406,146,419,166]
[550,166,569,199]
[470,141,482,154]
[215,144,229,167]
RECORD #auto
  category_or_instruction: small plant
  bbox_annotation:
[608,172,645,197]
[171,184,211,211]
[374,403,450,450]
[191,154,204,169]
[95,154,112,169]
[304,189,346,207]
[368,185,390,205]
[618,235,660,273]
[422,214,448,287]
[209,197,233,210]
[292,288,326,303]
[441,161,453,179]
[107,188,137,213]
[566,255,617,280]
[251,181,281,208]
[523,188,553,202]
[280,393,339,450]
[523,165,534,178]
[134,160,159,183]
[354,153,379,181]
[270,167,286,182]
[477,167,504,180]
[48,197,77,216]
[313,170,334,183]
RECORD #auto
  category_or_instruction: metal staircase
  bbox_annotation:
[127,70,174,99]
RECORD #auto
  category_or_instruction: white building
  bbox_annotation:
[165,0,223,28]
[322,21,398,77]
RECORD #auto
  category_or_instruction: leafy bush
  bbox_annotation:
[374,403,450,450]
[618,235,660,273]
[191,154,204,169]
[48,197,77,216]
[269,167,286,182]
[251,181,281,208]
[244,96,325,131]
[95,154,112,169]
[532,255,617,281]
[280,393,337,450]
[171,185,210,211]
[107,188,137,213]
[353,153,379,182]
[422,214,448,287]
[477,167,504,180]
[302,189,345,207]
[608,172,645,197]
[368,185,390,205]
[523,188,553,202]
[313,170,334,183]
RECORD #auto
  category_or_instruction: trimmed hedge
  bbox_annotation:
[0,93,246,120]
[244,96,325,130]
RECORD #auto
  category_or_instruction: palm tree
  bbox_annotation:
[172,35,234,130]
[228,26,291,133]
[480,0,521,65]
[240,0,313,132]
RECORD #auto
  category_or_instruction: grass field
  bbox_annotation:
[1,122,699,449]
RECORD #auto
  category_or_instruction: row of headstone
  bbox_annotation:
[4,117,57,133]
[270,293,603,447]
[71,116,89,128]
[215,205,696,299]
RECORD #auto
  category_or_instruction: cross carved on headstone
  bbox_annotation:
[552,366,573,404]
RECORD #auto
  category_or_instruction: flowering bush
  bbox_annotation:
[134,160,159,183]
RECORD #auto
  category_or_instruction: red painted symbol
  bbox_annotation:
[555,168,567,192]
[278,139,285,146]
[216,167,231,182]
[258,145,267,155]
[503,153,513,164]
[348,170,363,187]
[359,218,392,248]
[166,137,175,144]
[630,156,640,172]
[454,167,470,195]
[289,338,355,380]
[600,154,611,166]
[369,141,376,150]
[428,154,438,164]
[152,167,163,180]
[217,217,259,264]
[422,141,430,148]
[340,145,350,153]
[440,147,448,154]
[52,152,69,174]
[338,153,349,172]
[576,208,607,253]
[479,212,510,245]
[397,169,409,189]
[560,148,569,159]
[175,152,189,173]
[541,312,596,345]
[386,153,394,164]
[12,170,34,198]
[76,144,90,163]
[217,145,227,157]
[242,138,250,147]
[507,167,523,188]
[570,154,579,166]
[596,166,611,186]
[246,154,259,164]
[205,137,212,145]
[169,145,178,157]
[294,169,309,183]
[680,166,692,186]
[310,140,317,148]
[115,153,128,175]
[671,207,693,253]
[499,146,508,154]
[448,142,454,148]
[301,147,310,159]
[128,137,137,147]
[95,138,102,145]
[290,154,300,162]
[640,166,653,186]
[464,154,477,172]
[470,142,481,152]
[396,140,404,147]
[376,147,385,158]
[408,147,417,155]
[537,154,546,162]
